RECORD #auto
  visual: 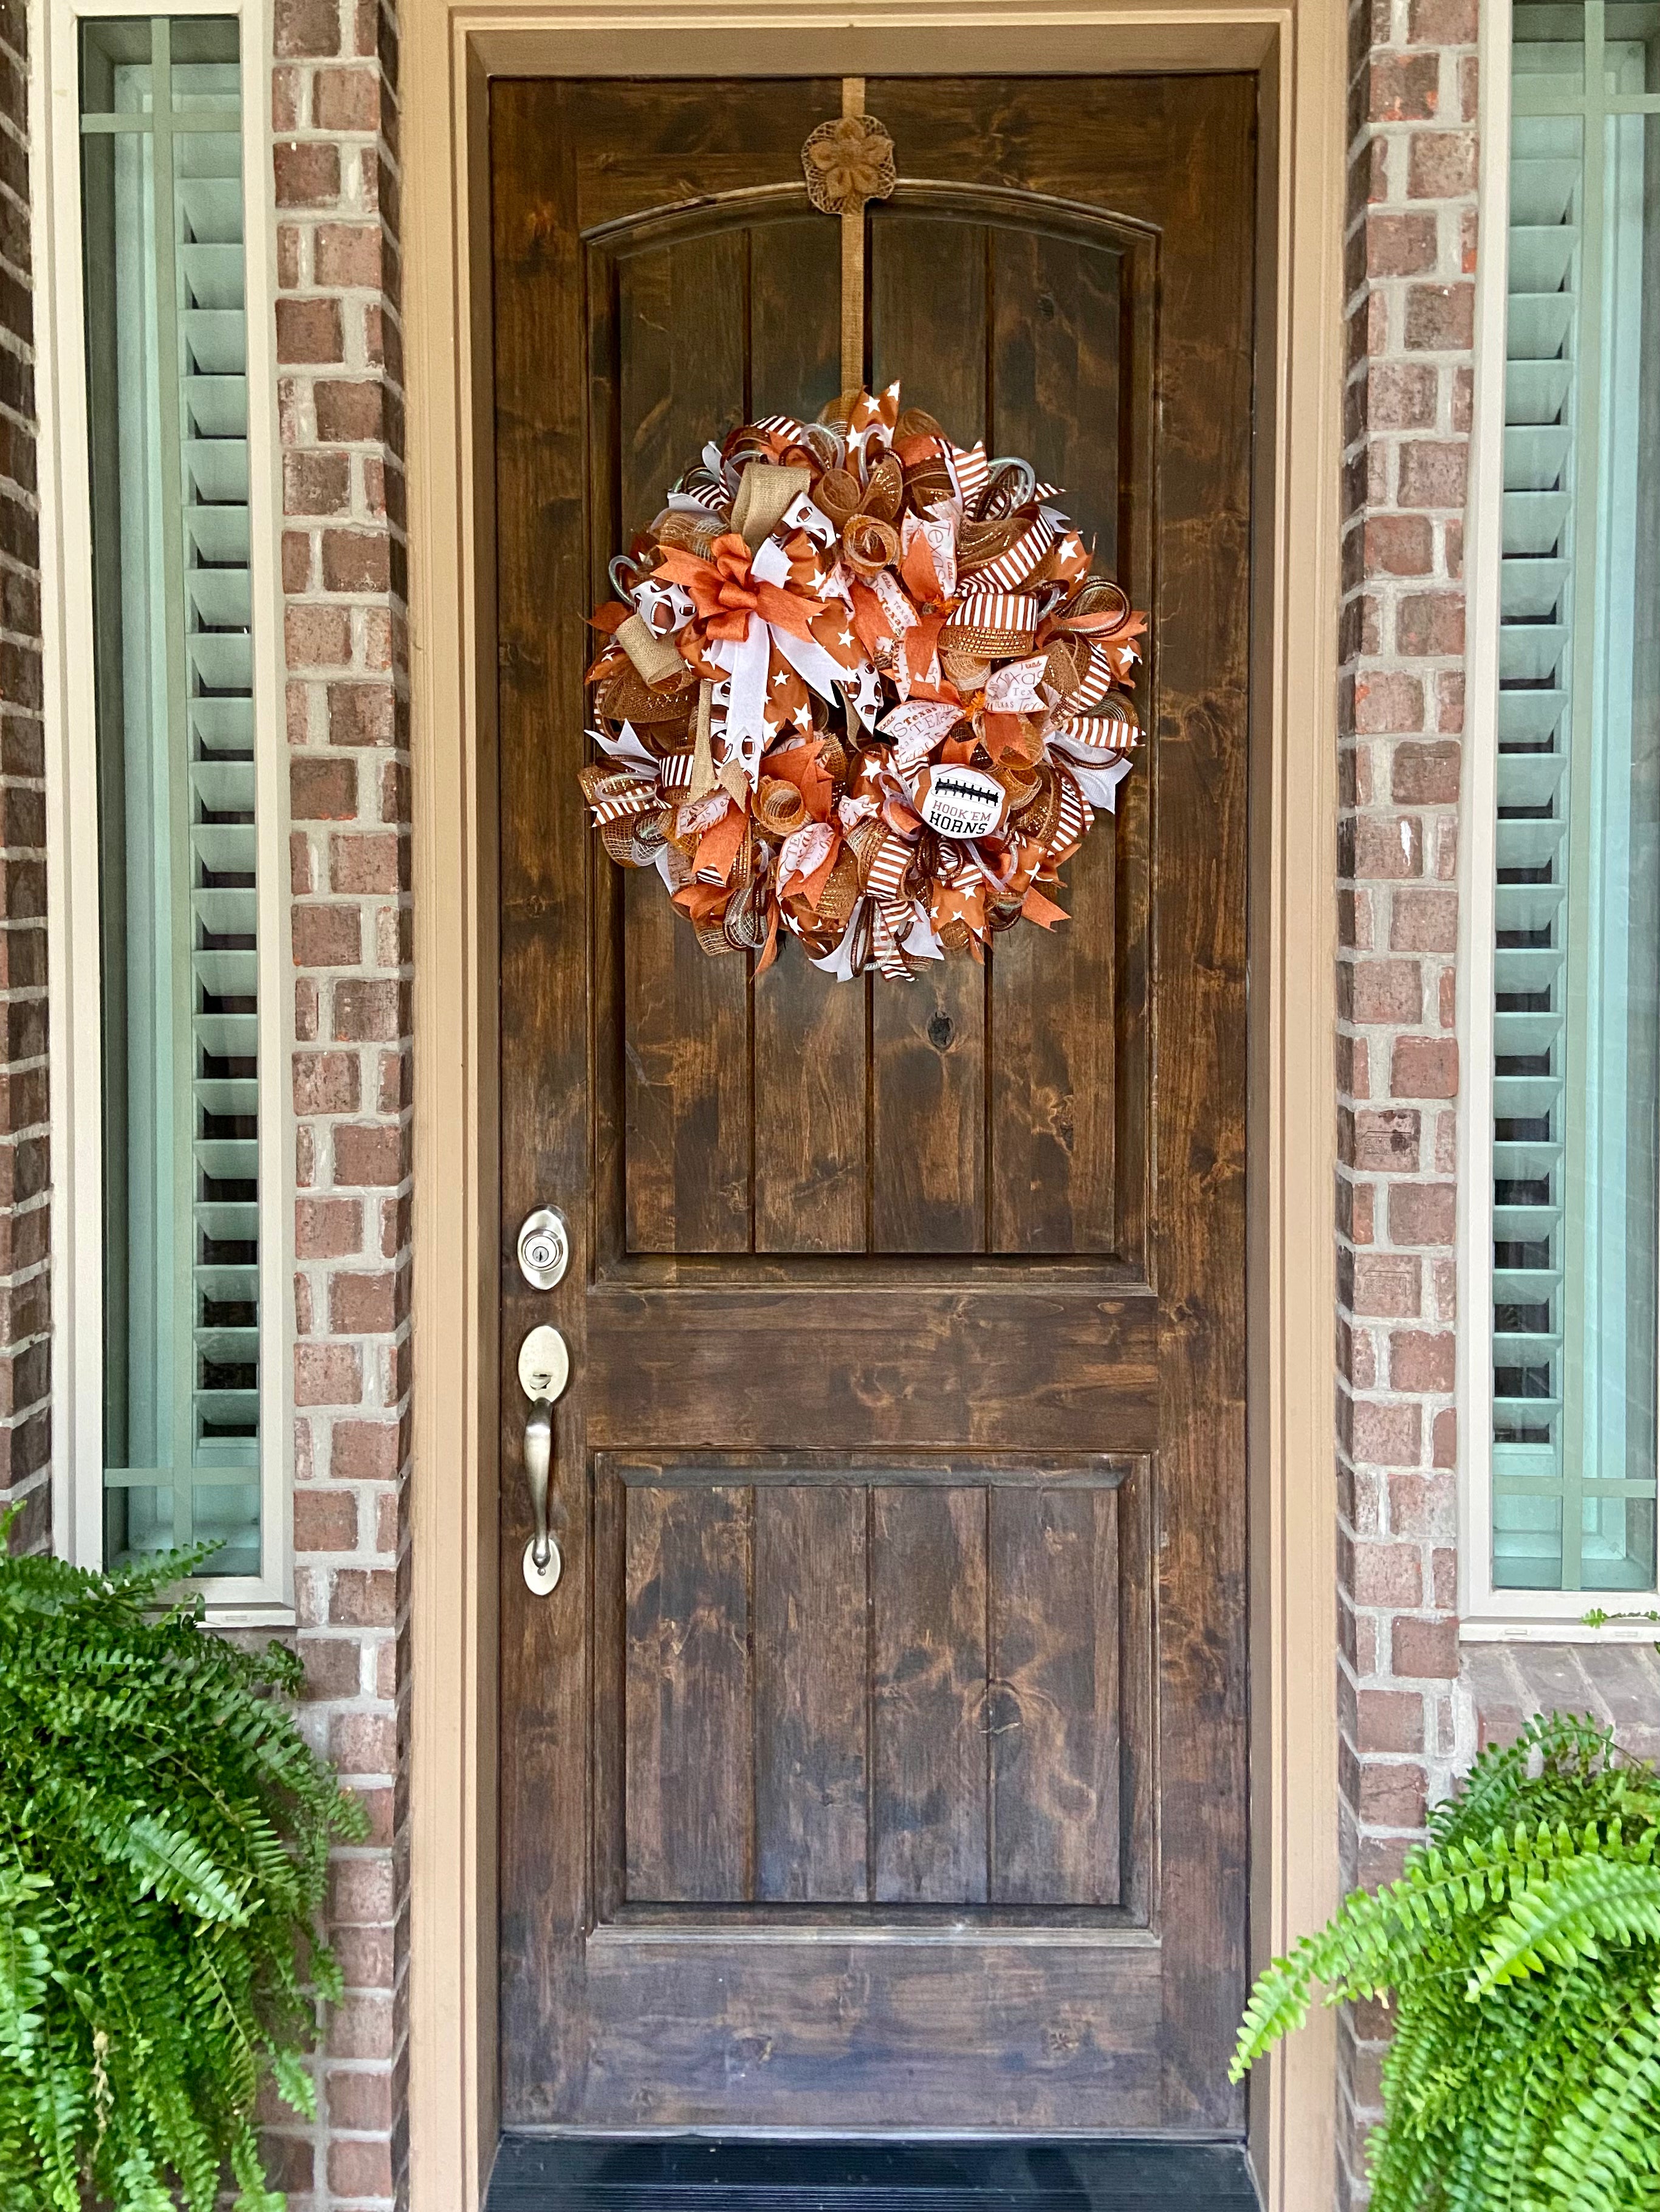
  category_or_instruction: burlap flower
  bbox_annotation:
[801,113,897,216]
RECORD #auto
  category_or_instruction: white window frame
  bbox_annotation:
[35,0,295,1622]
[1459,0,1660,1638]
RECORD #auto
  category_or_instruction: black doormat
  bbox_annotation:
[486,2137,1261,2212]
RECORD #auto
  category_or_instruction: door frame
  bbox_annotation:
[403,4,1345,2207]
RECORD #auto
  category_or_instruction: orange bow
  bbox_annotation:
[655,532,819,646]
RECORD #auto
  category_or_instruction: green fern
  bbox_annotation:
[0,1513,366,2210]
[1233,1712,1660,2211]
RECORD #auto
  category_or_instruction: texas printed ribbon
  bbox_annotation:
[580,383,1148,981]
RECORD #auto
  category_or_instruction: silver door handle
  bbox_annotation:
[518,1324,570,1597]
[524,1401,560,1592]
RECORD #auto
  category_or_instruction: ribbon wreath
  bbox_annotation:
[581,383,1147,981]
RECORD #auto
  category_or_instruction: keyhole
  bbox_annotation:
[928,1014,954,1051]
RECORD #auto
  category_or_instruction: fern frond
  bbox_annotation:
[1473,1856,1660,1991]
[0,1536,353,2208]
[1535,1980,1660,2211]
[1235,1712,1660,2212]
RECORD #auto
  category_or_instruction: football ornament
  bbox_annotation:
[579,383,1148,981]
[913,764,1007,842]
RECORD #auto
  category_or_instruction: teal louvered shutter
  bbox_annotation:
[82,21,263,1578]
[1488,9,1660,1595]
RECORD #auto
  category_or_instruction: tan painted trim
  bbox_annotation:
[405,5,1343,2204]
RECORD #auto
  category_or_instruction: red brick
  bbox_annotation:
[331,1418,405,1482]
[1366,211,1438,278]
[292,902,364,967]
[290,755,358,822]
[1389,1471,1456,1539]
[1390,887,1457,952]
[260,2135,316,2194]
[1388,1181,1455,1246]
[1359,1761,1428,1829]
[295,1341,363,1406]
[315,222,385,290]
[331,1710,396,1774]
[1337,887,1373,952]
[1368,52,1441,120]
[276,295,345,365]
[1346,1396,1422,1467]
[1391,1615,1459,1678]
[332,978,407,1042]
[1362,514,1432,579]
[314,378,386,444]
[1398,439,1468,509]
[1350,1253,1421,1317]
[326,2066,395,2133]
[294,1051,362,1115]
[1347,813,1423,879]
[296,1196,363,1259]
[1407,128,1477,199]
[1367,361,1437,430]
[273,0,341,55]
[1391,1034,1458,1097]
[1343,958,1423,1025]
[1397,592,1466,656]
[329,1568,398,1628]
[1405,282,1474,351]
[328,681,396,747]
[1408,0,1477,42]
[331,830,404,893]
[329,1856,396,1925]
[271,70,303,137]
[326,1992,395,2060]
[298,1635,363,1701]
[314,63,381,133]
[322,529,391,593]
[329,1270,400,1333]
[1346,1107,1421,1173]
[284,450,352,520]
[1346,1539,1422,1607]
[1432,1407,1457,1467]
[1353,673,1425,735]
[294,1485,360,1553]
[333,1124,405,1187]
[1389,1329,1455,1392]
[286,604,352,668]
[1354,1688,1425,1754]
[1390,739,1459,804]
[274,140,341,207]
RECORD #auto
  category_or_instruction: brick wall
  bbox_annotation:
[265,1,411,2207]
[1336,0,1479,2197]
[0,0,49,1556]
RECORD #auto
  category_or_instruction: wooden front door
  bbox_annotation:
[492,74,1254,2136]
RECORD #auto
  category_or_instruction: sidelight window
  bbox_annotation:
[46,6,290,1615]
[1466,0,1660,1616]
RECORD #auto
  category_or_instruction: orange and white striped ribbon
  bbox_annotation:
[1051,708,1138,757]
[946,590,1040,641]
[969,514,1057,593]
[1052,769,1093,859]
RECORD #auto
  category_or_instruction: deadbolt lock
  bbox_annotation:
[517,1206,571,1291]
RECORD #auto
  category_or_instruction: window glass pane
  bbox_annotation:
[1492,2,1660,1591]
[81,20,261,1579]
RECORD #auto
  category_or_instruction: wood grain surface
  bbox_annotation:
[492,71,1254,2134]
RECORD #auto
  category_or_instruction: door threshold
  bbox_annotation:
[485,2135,1261,2212]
